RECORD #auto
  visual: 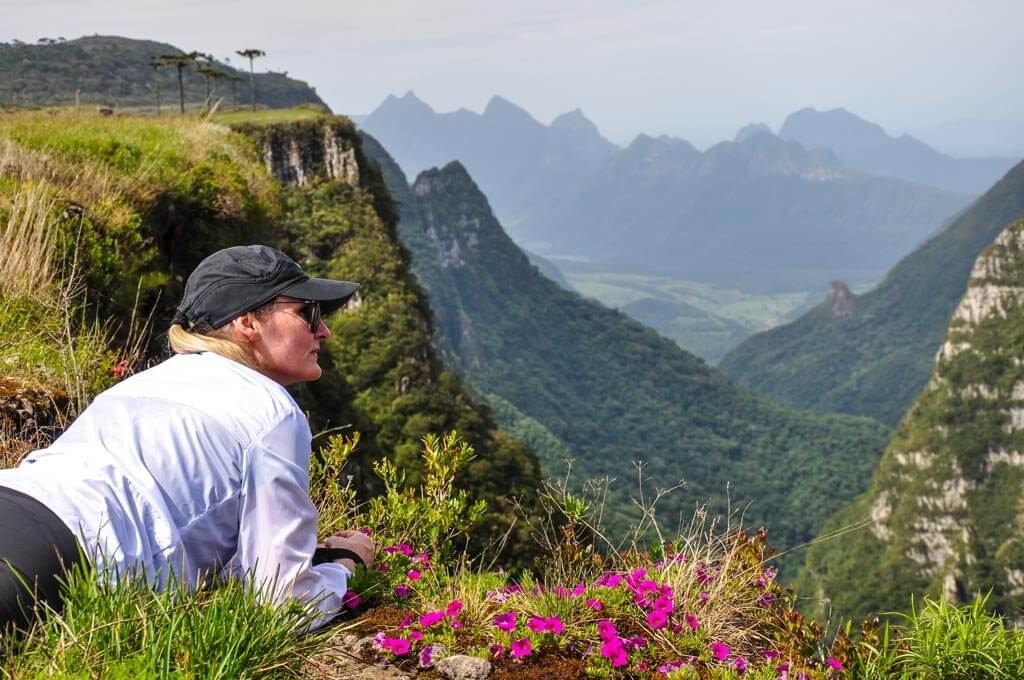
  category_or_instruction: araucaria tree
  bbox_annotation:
[148,57,164,116]
[235,48,266,111]
[159,51,202,114]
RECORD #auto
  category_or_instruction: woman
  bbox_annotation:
[0,244,373,631]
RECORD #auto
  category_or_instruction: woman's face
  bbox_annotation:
[250,296,332,386]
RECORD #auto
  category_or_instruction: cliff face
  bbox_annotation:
[797,218,1024,621]
[256,122,360,187]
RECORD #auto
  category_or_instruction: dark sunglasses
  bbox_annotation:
[274,299,322,332]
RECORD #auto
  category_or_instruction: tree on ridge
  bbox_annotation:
[148,57,164,116]
[235,48,266,111]
[159,51,202,114]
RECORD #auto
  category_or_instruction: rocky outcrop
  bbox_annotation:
[238,118,361,188]
[828,280,856,318]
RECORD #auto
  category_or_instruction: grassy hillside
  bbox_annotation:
[360,134,892,579]
[721,160,1024,425]
[796,218,1024,623]
[0,35,327,110]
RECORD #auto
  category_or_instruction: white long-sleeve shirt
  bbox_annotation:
[0,351,348,626]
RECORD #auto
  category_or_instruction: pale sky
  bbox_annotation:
[3,0,1023,155]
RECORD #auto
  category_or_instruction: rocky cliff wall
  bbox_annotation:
[798,218,1024,621]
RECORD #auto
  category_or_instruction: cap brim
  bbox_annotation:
[282,277,360,313]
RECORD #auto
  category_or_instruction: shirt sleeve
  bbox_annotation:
[231,408,351,629]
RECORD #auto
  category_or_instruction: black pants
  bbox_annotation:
[0,486,82,631]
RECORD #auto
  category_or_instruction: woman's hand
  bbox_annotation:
[323,529,375,572]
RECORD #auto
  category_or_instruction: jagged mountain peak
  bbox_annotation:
[482,95,539,125]
[735,122,773,143]
[371,90,435,117]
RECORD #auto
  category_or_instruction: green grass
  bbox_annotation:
[1,561,329,679]
[212,106,331,126]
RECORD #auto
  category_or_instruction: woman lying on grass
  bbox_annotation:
[0,244,373,632]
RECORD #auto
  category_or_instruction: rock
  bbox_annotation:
[435,654,491,680]
[418,643,447,668]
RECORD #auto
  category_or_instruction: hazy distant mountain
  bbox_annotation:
[780,107,1017,195]
[363,94,972,292]
[360,91,618,223]
[528,128,971,290]
[720,160,1024,425]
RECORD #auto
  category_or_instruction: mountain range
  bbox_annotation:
[780,107,1018,195]
[361,93,975,293]
[720,160,1024,426]
[360,132,892,572]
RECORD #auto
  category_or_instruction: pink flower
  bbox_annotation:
[511,638,532,658]
[647,610,667,629]
[685,613,700,630]
[406,569,422,581]
[419,611,445,627]
[341,591,361,609]
[711,641,730,661]
[414,552,430,566]
[420,647,433,666]
[490,644,505,660]
[585,598,604,611]
[827,657,844,670]
[761,650,780,660]
[494,611,517,632]
[358,526,373,536]
[757,593,774,608]
[653,596,674,613]
[631,567,648,580]
[399,613,413,629]
[545,616,564,634]
[377,563,389,573]
[446,599,464,617]
[394,584,412,598]
[735,656,748,674]
[596,572,622,588]
[450,619,463,629]
[597,619,617,641]
[527,616,546,633]
[382,637,410,655]
[600,639,629,667]
[699,591,709,606]
[409,630,424,641]
[572,582,587,597]
[627,636,647,649]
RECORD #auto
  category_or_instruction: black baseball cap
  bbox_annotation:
[171,245,360,330]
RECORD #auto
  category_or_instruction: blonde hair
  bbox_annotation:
[167,323,259,370]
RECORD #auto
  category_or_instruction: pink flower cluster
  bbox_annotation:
[377,598,464,659]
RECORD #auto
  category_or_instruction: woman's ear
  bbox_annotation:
[230,312,260,344]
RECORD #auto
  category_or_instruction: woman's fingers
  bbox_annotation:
[323,533,375,568]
